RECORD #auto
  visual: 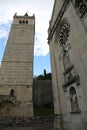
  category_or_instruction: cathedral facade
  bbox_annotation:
[48,0,87,130]
[0,13,35,118]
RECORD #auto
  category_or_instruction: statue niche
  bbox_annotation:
[69,87,79,112]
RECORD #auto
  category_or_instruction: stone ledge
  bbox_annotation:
[0,115,54,128]
[70,110,81,114]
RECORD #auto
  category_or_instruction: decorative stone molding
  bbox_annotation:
[48,0,70,41]
[75,0,87,19]
[63,74,80,88]
[59,22,70,47]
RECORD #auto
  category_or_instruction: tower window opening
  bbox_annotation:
[26,21,28,24]
[10,89,14,97]
[19,20,21,24]
[19,20,28,24]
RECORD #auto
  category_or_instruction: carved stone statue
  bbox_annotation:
[63,49,71,71]
[70,87,79,111]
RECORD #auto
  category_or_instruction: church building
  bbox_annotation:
[48,0,87,130]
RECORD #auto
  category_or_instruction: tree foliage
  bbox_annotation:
[35,73,52,80]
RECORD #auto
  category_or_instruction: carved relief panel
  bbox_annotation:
[59,20,80,90]
[58,20,81,112]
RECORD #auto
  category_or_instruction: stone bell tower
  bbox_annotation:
[0,13,35,118]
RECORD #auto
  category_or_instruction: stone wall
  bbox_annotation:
[0,116,54,130]
[33,79,53,107]
[0,13,35,118]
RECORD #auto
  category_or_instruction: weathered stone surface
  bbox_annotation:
[0,14,35,118]
[33,80,53,106]
[0,116,54,130]
[48,0,87,130]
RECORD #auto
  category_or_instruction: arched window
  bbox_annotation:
[10,89,14,97]
[26,20,28,24]
[69,87,79,112]
[19,20,28,25]
[19,20,21,24]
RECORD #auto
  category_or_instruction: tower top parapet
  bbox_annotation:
[24,12,28,16]
[13,12,35,18]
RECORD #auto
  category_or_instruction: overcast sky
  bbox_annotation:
[0,0,54,76]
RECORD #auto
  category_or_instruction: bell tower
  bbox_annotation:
[0,13,35,118]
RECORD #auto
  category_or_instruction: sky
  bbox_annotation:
[0,0,54,76]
